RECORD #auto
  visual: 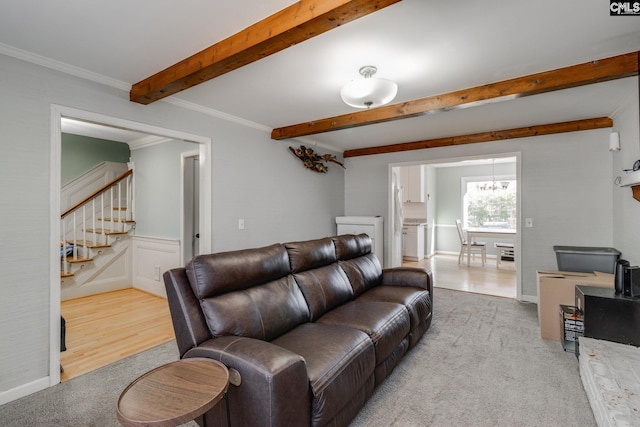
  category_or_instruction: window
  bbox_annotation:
[462,176,516,229]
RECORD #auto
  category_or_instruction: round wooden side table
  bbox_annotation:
[117,358,229,427]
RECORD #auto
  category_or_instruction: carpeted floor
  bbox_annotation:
[350,288,595,426]
[0,288,595,426]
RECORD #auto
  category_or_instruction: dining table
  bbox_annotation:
[465,227,517,243]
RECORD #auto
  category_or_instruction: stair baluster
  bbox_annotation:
[60,169,134,280]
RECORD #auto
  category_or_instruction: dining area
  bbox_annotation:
[455,219,517,268]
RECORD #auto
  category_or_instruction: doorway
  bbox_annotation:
[50,105,212,385]
[389,153,522,300]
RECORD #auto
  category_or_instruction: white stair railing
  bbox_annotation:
[60,169,134,276]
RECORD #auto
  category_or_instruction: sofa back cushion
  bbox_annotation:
[333,234,383,296]
[285,237,337,273]
[186,244,310,340]
[285,237,353,321]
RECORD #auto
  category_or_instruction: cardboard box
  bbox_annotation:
[536,270,613,341]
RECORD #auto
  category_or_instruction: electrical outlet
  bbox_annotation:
[525,218,533,228]
[238,218,245,230]
[154,265,161,281]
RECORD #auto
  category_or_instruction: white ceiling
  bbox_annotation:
[2,0,639,152]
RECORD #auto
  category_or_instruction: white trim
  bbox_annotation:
[181,150,200,265]
[165,97,271,134]
[0,42,130,91]
[199,141,212,255]
[128,135,173,151]
[49,105,213,397]
[131,236,181,297]
[49,108,62,387]
[0,377,51,406]
[0,42,346,154]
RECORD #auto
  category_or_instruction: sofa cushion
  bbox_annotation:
[186,243,291,297]
[285,237,337,273]
[293,264,354,321]
[286,237,355,320]
[199,276,310,340]
[317,300,410,363]
[358,286,432,333]
[332,233,372,261]
[272,323,375,427]
[333,234,383,296]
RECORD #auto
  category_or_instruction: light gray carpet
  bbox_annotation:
[0,340,196,427]
[0,288,595,426]
[350,288,595,426]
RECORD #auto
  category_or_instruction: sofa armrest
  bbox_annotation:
[163,268,211,357]
[381,267,433,295]
[184,336,310,427]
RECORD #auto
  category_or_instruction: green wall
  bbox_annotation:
[61,133,130,185]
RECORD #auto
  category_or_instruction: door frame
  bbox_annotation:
[49,105,213,385]
[387,152,523,300]
[181,150,200,265]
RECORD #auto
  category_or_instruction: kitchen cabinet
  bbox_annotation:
[402,224,424,261]
[400,165,425,203]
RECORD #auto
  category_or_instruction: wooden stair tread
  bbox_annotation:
[65,240,111,249]
[63,255,93,263]
[97,218,135,223]
[61,271,74,278]
[84,228,129,235]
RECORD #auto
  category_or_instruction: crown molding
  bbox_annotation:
[0,42,130,91]
[0,42,342,153]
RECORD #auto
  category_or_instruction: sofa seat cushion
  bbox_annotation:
[357,286,432,332]
[316,300,409,363]
[272,323,375,427]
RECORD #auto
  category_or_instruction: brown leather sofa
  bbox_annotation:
[163,233,433,427]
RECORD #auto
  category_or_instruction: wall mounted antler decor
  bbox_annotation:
[289,145,345,173]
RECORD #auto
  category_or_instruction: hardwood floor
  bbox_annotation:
[403,253,516,299]
[60,288,175,382]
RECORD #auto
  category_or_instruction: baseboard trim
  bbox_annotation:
[0,376,50,406]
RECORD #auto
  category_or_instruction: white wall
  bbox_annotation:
[345,106,625,300]
[0,53,344,402]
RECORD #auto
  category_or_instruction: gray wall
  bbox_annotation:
[61,133,130,185]
[0,53,344,397]
[131,140,198,239]
[344,84,640,299]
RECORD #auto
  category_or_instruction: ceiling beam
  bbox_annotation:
[343,117,613,157]
[130,0,401,104]
[271,51,638,140]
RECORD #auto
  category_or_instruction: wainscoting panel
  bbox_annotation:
[132,237,181,298]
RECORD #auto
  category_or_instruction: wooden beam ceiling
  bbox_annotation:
[130,0,401,104]
[343,117,613,157]
[271,51,639,141]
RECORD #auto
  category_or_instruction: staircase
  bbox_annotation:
[60,169,135,289]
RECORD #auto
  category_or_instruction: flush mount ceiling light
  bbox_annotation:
[340,65,398,109]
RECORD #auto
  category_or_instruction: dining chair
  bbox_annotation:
[455,219,486,266]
